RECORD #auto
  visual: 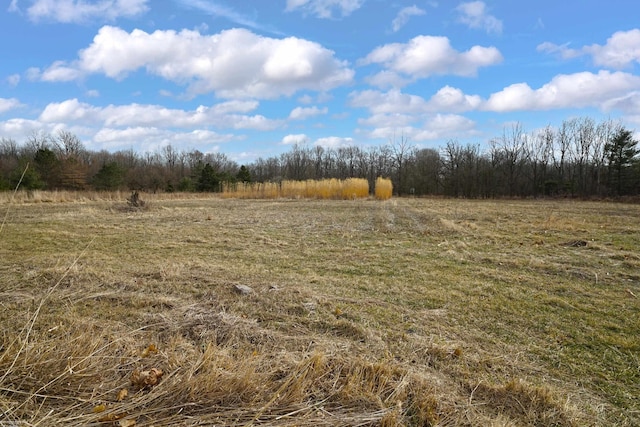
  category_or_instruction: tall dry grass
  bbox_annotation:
[223,178,370,200]
[374,177,393,200]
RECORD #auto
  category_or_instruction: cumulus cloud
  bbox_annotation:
[38,98,281,131]
[349,88,479,142]
[16,0,148,23]
[349,89,428,115]
[349,87,481,115]
[314,136,354,148]
[428,86,482,112]
[359,35,502,79]
[0,98,21,114]
[38,26,354,99]
[413,114,477,140]
[538,29,640,69]
[358,113,476,142]
[282,134,309,145]
[455,1,502,34]
[391,5,426,32]
[364,70,411,89]
[483,70,640,112]
[289,106,329,120]
[92,127,233,152]
[585,29,640,68]
[285,0,364,18]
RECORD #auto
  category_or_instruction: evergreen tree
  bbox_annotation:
[177,177,195,192]
[34,148,60,189]
[92,162,125,190]
[604,128,639,196]
[236,165,252,183]
[10,161,43,191]
[197,163,220,192]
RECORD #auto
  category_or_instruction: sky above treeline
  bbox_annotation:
[1,0,640,162]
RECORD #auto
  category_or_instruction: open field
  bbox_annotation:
[1,193,639,426]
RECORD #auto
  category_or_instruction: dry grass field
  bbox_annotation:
[0,192,638,426]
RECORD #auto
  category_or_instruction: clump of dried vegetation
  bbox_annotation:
[0,193,638,426]
[374,177,393,200]
[222,178,372,200]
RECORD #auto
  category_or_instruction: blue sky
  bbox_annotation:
[1,0,640,162]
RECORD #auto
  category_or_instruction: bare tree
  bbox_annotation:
[529,125,555,196]
[53,130,85,158]
[389,132,414,195]
[442,139,464,197]
[491,123,529,197]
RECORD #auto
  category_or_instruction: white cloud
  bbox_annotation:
[314,136,354,148]
[428,86,482,112]
[0,98,21,114]
[0,118,49,139]
[364,70,411,89]
[357,112,415,128]
[285,0,364,18]
[391,5,426,32]
[358,113,476,142]
[39,26,354,99]
[19,0,148,23]
[6,74,21,86]
[350,88,479,142]
[40,61,82,82]
[298,94,314,104]
[483,70,640,112]
[349,87,481,115]
[282,134,309,145]
[456,1,503,34]
[585,29,640,68]
[177,0,265,32]
[413,114,476,140]
[536,42,581,60]
[538,29,640,69]
[289,106,328,120]
[37,98,281,131]
[349,89,429,114]
[92,127,234,152]
[359,35,502,79]
[212,100,260,114]
[602,91,640,114]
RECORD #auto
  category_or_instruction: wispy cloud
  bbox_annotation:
[176,0,279,33]
[455,1,502,35]
[12,0,148,24]
[391,5,426,32]
[538,29,640,69]
[285,0,365,19]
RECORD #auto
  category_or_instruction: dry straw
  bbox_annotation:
[223,178,371,200]
[374,177,393,200]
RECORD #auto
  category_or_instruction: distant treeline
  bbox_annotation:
[1,116,638,198]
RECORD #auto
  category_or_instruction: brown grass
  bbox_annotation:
[1,195,638,426]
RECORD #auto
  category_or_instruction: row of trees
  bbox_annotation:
[1,117,638,198]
